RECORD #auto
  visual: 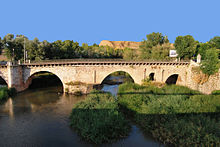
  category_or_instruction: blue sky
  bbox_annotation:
[1,0,220,45]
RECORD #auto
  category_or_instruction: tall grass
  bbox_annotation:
[118,83,220,145]
[70,90,131,144]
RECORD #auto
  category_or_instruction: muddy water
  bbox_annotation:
[0,86,162,147]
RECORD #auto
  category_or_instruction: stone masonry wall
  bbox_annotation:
[0,62,219,94]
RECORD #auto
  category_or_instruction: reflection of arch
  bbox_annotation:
[25,71,64,89]
[100,71,135,84]
[165,74,179,85]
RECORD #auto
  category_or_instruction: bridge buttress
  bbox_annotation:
[7,63,25,91]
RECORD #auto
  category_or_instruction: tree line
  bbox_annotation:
[122,32,220,75]
[0,34,123,61]
[0,33,219,75]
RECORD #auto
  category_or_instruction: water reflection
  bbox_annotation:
[0,86,162,147]
[101,84,119,96]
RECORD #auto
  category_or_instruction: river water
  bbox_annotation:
[0,85,162,147]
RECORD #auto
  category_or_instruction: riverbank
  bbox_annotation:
[117,83,220,146]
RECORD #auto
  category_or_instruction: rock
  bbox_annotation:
[65,84,93,95]
[99,40,141,49]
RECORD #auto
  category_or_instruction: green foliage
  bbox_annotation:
[1,33,219,62]
[209,36,220,49]
[8,88,17,97]
[123,47,138,60]
[0,37,3,54]
[136,114,220,146]
[0,87,16,102]
[139,32,171,60]
[0,34,123,61]
[65,81,87,86]
[209,36,220,59]
[212,90,220,95]
[0,87,9,100]
[200,48,219,75]
[196,42,212,60]
[73,90,83,96]
[174,35,197,60]
[143,32,169,48]
[118,83,220,146]
[70,90,131,144]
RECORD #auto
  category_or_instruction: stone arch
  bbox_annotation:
[165,74,180,85]
[0,71,8,86]
[24,71,64,89]
[100,70,135,84]
[149,73,155,81]
[0,75,8,86]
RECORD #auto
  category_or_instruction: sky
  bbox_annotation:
[1,0,220,45]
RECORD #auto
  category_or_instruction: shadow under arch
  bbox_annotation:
[165,74,179,85]
[25,71,64,91]
[0,76,8,87]
[101,71,134,85]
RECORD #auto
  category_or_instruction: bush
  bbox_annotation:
[118,83,220,146]
[70,90,131,144]
[212,90,220,95]
[8,88,17,97]
[0,87,9,100]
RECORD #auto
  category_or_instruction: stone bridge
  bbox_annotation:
[0,60,219,94]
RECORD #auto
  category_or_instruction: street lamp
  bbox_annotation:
[23,38,26,63]
[16,36,27,63]
[12,48,14,62]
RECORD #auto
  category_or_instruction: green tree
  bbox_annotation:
[51,40,63,59]
[61,40,75,58]
[200,48,219,75]
[3,34,26,61]
[139,32,169,60]
[196,42,212,60]
[174,35,197,60]
[26,38,40,60]
[3,34,15,60]
[209,36,220,49]
[0,37,3,54]
[41,40,52,60]
[123,48,138,60]
[142,32,169,48]
[209,36,220,59]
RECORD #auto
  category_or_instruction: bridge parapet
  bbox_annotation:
[0,60,218,94]
[21,60,190,67]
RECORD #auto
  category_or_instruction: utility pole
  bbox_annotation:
[24,38,26,63]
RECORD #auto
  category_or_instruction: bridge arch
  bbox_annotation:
[99,69,138,84]
[24,71,64,89]
[0,76,8,86]
[165,74,180,85]
[101,71,134,84]
[0,71,8,86]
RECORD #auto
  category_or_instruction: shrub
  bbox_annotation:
[0,87,9,100]
[8,88,17,97]
[73,90,83,96]
[117,83,220,146]
[70,90,131,144]
[212,90,220,95]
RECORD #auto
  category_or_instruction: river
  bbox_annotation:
[0,84,162,147]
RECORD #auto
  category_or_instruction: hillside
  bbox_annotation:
[99,40,141,49]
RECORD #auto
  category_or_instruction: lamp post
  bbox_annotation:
[12,48,14,62]
[23,38,26,63]
[16,36,27,63]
